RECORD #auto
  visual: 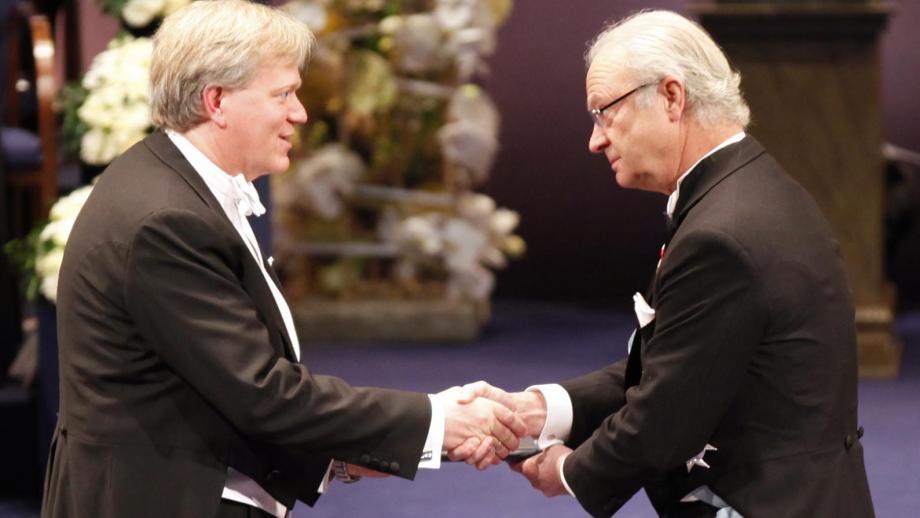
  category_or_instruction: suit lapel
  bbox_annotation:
[625,137,766,390]
[143,132,298,361]
[670,136,766,233]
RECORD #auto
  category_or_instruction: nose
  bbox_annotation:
[289,95,308,124]
[588,123,609,154]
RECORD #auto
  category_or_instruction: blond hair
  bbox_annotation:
[587,10,750,128]
[150,0,314,131]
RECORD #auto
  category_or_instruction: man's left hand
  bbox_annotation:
[511,444,572,497]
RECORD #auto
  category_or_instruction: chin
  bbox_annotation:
[268,157,291,175]
[614,171,637,189]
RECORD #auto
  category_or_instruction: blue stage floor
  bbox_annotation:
[2,303,917,517]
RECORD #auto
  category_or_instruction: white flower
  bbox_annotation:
[122,0,166,28]
[399,215,443,256]
[439,86,500,183]
[280,144,364,219]
[439,121,498,185]
[489,208,519,236]
[447,265,494,301]
[40,219,75,248]
[381,14,443,73]
[35,184,94,303]
[433,0,477,31]
[78,36,153,164]
[162,0,190,16]
[118,101,154,133]
[78,129,102,163]
[48,185,92,222]
[80,128,110,164]
[285,0,329,32]
[40,273,59,303]
[35,248,64,281]
[448,84,499,134]
[433,0,505,79]
[457,193,494,223]
[442,218,486,274]
[378,196,522,300]
[36,246,63,301]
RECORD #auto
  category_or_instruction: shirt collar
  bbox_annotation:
[165,130,264,218]
[665,131,746,218]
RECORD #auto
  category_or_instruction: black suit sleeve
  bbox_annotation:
[562,229,766,518]
[123,208,431,480]
[561,359,627,447]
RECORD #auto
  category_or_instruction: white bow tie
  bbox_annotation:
[228,174,265,218]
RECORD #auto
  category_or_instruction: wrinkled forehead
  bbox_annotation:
[585,51,634,107]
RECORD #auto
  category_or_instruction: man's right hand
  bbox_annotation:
[438,386,527,469]
[458,381,548,438]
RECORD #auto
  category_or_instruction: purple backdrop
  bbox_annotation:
[74,0,920,305]
[481,0,920,305]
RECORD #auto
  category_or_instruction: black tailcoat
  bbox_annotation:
[42,132,431,518]
[560,137,874,518]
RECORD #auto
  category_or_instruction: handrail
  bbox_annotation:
[29,13,58,218]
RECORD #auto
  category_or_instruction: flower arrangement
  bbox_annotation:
[62,35,154,165]
[60,1,192,165]
[275,0,522,303]
[97,0,191,29]
[382,193,525,300]
[16,0,180,304]
[4,185,94,303]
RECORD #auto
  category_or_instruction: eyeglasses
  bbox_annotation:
[589,82,656,127]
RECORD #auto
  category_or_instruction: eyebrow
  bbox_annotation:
[273,81,301,93]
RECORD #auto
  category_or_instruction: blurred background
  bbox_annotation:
[2,0,919,516]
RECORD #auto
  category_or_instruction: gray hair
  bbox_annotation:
[586,10,750,128]
[150,0,315,132]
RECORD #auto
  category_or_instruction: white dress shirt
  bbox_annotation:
[166,131,444,517]
[534,133,747,516]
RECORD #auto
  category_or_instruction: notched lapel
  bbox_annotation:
[145,132,298,362]
[144,131,224,215]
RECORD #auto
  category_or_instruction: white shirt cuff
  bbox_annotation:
[559,454,575,497]
[418,394,444,469]
[316,460,334,493]
[526,384,573,448]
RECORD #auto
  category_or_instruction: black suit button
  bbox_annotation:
[844,435,855,450]
[389,462,400,473]
[360,454,371,464]
[267,470,281,481]
[857,426,865,439]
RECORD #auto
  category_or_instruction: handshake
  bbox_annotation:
[440,381,547,469]
[347,381,573,498]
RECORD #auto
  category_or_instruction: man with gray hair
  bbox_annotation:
[465,9,874,517]
[41,1,525,517]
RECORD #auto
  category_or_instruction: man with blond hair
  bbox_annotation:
[466,10,874,518]
[42,1,524,517]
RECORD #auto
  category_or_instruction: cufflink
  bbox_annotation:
[333,460,361,484]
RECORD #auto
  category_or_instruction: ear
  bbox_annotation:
[660,76,686,123]
[201,84,228,128]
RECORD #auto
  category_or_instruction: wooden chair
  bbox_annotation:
[2,1,57,239]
